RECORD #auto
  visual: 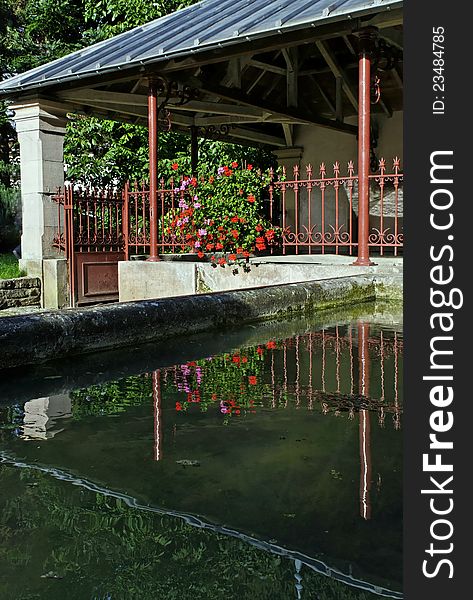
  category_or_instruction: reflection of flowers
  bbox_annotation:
[164,341,279,418]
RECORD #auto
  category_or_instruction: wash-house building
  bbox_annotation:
[0,0,403,307]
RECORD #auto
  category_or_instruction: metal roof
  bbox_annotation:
[0,0,402,96]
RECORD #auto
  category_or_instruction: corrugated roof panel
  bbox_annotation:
[0,0,402,95]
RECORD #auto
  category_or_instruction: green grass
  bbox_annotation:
[0,253,26,279]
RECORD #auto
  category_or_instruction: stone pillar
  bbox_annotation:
[12,99,68,278]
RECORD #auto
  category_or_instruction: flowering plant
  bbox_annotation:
[163,162,281,268]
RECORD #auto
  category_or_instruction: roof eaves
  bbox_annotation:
[0,0,403,98]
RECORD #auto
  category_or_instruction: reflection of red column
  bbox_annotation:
[358,322,372,520]
[153,370,162,461]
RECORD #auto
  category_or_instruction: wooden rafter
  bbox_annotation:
[282,47,298,146]
[197,81,357,135]
[316,40,358,111]
[311,77,336,116]
[249,59,287,76]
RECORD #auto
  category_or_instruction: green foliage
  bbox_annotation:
[0,184,21,249]
[1,0,277,213]
[83,0,194,41]
[70,375,152,418]
[0,463,377,599]
[0,253,24,278]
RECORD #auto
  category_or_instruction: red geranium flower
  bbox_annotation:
[266,341,277,349]
[229,254,237,261]
[218,257,226,266]
[247,194,255,203]
[216,242,223,250]
[232,355,240,364]
[248,375,257,385]
[231,216,239,223]
[247,164,253,170]
[256,346,264,355]
[176,402,182,411]
[231,161,238,168]
[206,243,214,251]
[197,251,204,258]
[171,162,179,170]
[255,224,263,232]
[231,230,239,239]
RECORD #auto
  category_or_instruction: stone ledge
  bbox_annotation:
[0,277,41,290]
[0,274,401,370]
[0,277,42,310]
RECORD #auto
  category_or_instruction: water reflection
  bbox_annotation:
[149,321,402,524]
[0,310,403,598]
[22,395,72,440]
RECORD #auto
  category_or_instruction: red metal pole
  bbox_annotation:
[353,28,377,266]
[148,79,160,261]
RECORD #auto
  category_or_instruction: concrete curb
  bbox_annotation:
[0,274,402,369]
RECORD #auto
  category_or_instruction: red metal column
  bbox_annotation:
[148,79,160,261]
[353,28,377,266]
[358,321,372,520]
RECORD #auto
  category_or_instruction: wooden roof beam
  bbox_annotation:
[315,40,358,111]
[198,81,357,135]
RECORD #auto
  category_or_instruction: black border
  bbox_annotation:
[404,1,469,597]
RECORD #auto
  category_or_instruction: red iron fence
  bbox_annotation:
[123,179,196,258]
[52,157,403,304]
[269,157,403,256]
[52,186,126,305]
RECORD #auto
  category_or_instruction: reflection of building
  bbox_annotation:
[294,558,303,599]
[159,323,402,516]
[22,395,72,440]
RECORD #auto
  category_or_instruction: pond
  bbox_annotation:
[0,302,403,600]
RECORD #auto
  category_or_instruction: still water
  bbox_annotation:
[0,303,403,600]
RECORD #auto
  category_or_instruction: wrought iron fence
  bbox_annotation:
[123,179,197,258]
[53,158,403,262]
[269,157,403,256]
[52,186,125,255]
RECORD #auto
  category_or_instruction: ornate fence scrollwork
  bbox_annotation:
[269,157,403,256]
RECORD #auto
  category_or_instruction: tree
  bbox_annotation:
[1,0,274,206]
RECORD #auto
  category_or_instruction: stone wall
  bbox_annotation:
[0,274,402,369]
[119,258,402,302]
[0,277,41,310]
